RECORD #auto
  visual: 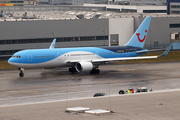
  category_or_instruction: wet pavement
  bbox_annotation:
[0,62,180,107]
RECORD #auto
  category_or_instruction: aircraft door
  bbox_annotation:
[57,53,61,60]
[96,51,100,58]
[28,54,32,62]
[125,49,129,57]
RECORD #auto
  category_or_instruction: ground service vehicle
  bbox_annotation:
[119,90,125,94]
[136,87,148,93]
[93,93,106,97]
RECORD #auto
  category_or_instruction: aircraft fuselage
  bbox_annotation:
[8,46,146,68]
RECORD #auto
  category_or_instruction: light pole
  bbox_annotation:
[103,30,106,46]
[52,32,55,38]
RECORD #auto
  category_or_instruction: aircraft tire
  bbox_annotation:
[119,90,125,94]
[96,69,100,74]
[69,67,77,73]
[19,72,24,77]
[90,69,100,74]
[69,68,72,72]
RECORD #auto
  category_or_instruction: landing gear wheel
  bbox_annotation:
[19,72,24,77]
[90,69,100,74]
[19,68,24,77]
[69,68,72,72]
[96,69,100,74]
[69,67,77,73]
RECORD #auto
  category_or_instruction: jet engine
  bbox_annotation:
[75,62,93,72]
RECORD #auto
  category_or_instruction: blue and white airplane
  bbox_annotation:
[8,16,173,77]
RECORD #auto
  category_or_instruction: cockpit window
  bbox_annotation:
[12,55,21,58]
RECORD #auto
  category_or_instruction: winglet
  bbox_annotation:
[49,38,56,49]
[159,43,173,57]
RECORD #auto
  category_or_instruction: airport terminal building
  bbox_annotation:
[0,6,180,57]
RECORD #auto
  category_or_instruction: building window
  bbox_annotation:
[154,41,159,48]
[0,50,19,55]
[171,5,180,8]
[0,36,109,45]
[11,1,17,3]
[17,1,23,3]
[170,24,180,28]
[143,10,167,13]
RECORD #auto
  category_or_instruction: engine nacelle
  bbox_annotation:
[75,62,93,72]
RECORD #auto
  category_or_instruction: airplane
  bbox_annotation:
[8,16,173,77]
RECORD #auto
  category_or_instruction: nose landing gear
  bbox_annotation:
[18,68,24,77]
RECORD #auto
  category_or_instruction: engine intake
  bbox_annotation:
[75,62,93,72]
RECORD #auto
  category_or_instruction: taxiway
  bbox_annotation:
[0,62,180,119]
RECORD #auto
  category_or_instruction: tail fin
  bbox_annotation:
[49,38,56,49]
[125,16,151,48]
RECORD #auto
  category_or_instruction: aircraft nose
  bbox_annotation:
[8,58,13,65]
[8,57,18,65]
[8,57,19,67]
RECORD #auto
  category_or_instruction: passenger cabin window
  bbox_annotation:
[34,55,54,58]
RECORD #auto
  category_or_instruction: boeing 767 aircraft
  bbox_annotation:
[8,16,173,77]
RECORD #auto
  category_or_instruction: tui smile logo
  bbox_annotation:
[136,30,147,42]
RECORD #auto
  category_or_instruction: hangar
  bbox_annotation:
[0,6,180,58]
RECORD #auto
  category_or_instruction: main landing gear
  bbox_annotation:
[90,65,100,74]
[90,68,100,74]
[18,68,24,77]
[69,67,77,73]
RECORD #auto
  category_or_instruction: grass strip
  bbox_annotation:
[0,61,17,69]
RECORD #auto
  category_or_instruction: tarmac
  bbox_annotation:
[0,62,180,119]
[0,89,180,120]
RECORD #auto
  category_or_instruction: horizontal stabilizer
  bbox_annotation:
[136,48,166,54]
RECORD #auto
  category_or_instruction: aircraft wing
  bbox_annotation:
[92,56,158,62]
[67,43,173,64]
[67,56,158,63]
